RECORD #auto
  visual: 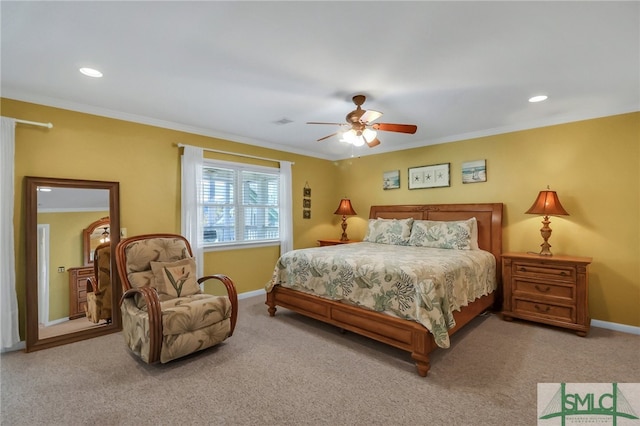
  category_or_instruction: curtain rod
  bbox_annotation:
[13,118,54,129]
[177,143,294,165]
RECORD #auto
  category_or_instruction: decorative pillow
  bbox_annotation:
[149,258,200,299]
[408,218,474,250]
[363,218,414,245]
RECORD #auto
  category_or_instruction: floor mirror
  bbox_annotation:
[24,176,121,352]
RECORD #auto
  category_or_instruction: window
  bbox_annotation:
[201,159,280,248]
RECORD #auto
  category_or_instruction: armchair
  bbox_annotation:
[85,242,112,324]
[115,233,237,363]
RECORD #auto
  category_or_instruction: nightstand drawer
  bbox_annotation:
[514,299,575,322]
[512,261,576,283]
[513,279,575,301]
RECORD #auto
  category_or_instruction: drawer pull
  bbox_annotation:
[535,285,551,293]
[517,267,527,272]
[560,271,567,276]
[534,304,551,313]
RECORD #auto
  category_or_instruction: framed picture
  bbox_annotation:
[303,199,311,208]
[462,160,487,184]
[383,170,400,190]
[408,163,450,189]
[303,187,311,198]
[303,209,311,219]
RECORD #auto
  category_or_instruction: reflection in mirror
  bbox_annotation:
[84,216,110,265]
[25,177,121,352]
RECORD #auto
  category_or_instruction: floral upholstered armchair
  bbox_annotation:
[85,242,112,324]
[115,234,237,364]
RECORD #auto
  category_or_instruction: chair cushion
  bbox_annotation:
[160,294,231,336]
[150,258,200,298]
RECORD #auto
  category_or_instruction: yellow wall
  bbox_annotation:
[5,98,339,339]
[336,112,640,327]
[5,98,639,337]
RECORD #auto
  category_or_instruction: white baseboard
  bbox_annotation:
[591,319,640,335]
[239,288,266,300]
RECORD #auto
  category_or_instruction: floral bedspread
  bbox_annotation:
[266,242,497,348]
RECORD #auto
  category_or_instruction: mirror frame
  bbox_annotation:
[25,176,122,352]
[83,216,110,266]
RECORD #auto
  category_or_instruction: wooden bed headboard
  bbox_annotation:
[369,203,503,269]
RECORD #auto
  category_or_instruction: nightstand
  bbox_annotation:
[317,239,361,247]
[502,252,592,336]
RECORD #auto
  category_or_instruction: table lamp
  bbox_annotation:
[334,198,357,241]
[525,187,569,256]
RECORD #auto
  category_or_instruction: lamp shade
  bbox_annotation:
[525,190,569,216]
[334,198,357,216]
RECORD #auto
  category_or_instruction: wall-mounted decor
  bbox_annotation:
[303,182,311,219]
[462,159,487,184]
[408,163,450,189]
[383,170,400,190]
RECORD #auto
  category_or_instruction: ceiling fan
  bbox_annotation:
[307,95,417,148]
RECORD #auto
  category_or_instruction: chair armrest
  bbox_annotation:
[86,277,97,294]
[198,274,238,337]
[121,287,163,363]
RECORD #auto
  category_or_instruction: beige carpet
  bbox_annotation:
[2,295,639,425]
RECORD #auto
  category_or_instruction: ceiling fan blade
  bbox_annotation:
[307,121,344,125]
[317,132,338,142]
[372,123,418,134]
[366,137,381,148]
[360,110,383,124]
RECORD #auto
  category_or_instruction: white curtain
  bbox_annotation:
[181,145,204,277]
[0,117,21,349]
[279,161,293,254]
[37,224,50,327]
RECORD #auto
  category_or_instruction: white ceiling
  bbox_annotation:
[36,187,109,212]
[2,1,638,161]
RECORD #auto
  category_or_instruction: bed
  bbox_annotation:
[265,203,503,376]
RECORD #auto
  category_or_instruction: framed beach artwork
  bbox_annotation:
[462,160,487,183]
[383,170,400,190]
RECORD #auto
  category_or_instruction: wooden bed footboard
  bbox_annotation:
[266,286,496,376]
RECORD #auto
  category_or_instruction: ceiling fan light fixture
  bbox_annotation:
[362,128,377,143]
[340,129,358,144]
[308,95,417,149]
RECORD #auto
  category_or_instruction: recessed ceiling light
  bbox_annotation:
[529,95,548,103]
[79,67,103,78]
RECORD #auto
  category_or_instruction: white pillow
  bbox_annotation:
[363,218,414,245]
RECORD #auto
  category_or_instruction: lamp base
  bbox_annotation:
[538,243,553,256]
[537,215,554,256]
[339,215,349,241]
